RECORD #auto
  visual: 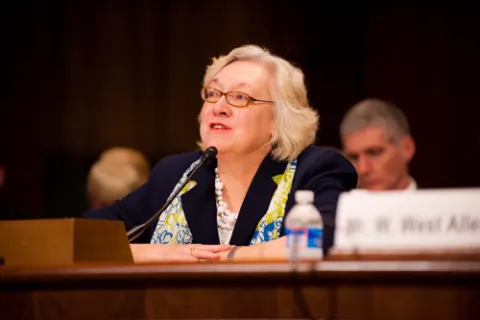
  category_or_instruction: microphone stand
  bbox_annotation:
[126,147,217,243]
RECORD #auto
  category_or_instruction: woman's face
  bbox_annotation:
[199,60,275,158]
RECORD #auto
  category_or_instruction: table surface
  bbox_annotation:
[2,256,480,320]
[2,256,480,289]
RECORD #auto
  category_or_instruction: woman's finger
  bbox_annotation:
[192,244,233,252]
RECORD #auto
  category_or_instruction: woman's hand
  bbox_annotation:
[130,243,233,263]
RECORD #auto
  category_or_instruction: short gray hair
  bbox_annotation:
[201,44,319,161]
[340,98,410,142]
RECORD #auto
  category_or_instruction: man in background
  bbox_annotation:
[86,147,150,209]
[339,98,416,191]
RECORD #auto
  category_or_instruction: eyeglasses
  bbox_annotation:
[200,87,274,108]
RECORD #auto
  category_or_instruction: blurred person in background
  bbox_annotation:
[340,98,416,191]
[99,147,151,182]
[86,147,151,209]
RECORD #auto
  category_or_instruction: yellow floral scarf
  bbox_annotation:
[150,157,297,245]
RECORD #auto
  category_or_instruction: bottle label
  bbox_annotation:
[285,227,323,250]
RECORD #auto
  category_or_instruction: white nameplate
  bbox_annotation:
[333,188,480,253]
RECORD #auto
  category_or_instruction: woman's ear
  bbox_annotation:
[270,116,276,138]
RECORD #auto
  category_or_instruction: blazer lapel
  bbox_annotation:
[181,159,220,244]
[229,155,288,246]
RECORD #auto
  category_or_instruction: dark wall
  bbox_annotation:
[365,5,480,188]
[2,1,479,219]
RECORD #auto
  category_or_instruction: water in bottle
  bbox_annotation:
[285,190,323,261]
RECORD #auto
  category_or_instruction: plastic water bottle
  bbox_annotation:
[285,190,323,261]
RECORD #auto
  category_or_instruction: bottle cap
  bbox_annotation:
[295,190,314,204]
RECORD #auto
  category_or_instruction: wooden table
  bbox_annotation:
[1,258,480,320]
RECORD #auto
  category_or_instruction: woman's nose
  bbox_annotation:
[212,96,232,116]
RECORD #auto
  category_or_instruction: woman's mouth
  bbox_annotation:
[210,123,231,130]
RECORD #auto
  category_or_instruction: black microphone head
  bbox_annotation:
[203,146,218,161]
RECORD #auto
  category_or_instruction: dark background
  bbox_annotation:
[1,0,479,219]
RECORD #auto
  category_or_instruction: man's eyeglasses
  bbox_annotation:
[200,87,274,108]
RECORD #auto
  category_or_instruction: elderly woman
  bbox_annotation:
[83,44,357,262]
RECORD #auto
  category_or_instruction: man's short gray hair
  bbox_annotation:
[340,98,410,142]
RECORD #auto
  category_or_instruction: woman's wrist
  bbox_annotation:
[222,245,264,261]
[226,246,242,261]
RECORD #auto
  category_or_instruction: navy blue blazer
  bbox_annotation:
[82,146,357,253]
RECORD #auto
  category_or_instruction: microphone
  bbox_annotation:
[126,146,218,243]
